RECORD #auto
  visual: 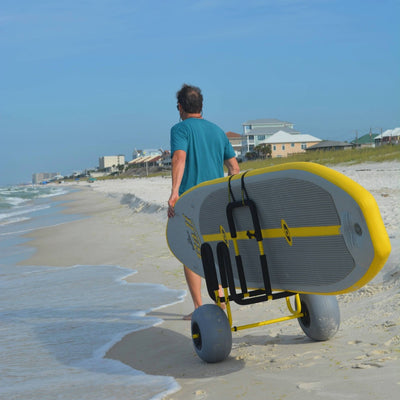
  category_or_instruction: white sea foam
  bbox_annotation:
[0,216,31,225]
[0,195,27,206]
[38,187,69,198]
[0,204,51,221]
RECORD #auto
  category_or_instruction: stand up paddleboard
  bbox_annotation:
[167,162,390,295]
[166,162,391,362]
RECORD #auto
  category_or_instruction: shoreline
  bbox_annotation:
[18,162,400,400]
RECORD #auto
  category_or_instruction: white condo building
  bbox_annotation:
[99,155,125,170]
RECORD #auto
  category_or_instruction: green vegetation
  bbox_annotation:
[236,145,400,172]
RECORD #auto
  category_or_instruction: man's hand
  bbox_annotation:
[168,192,179,218]
[168,150,186,218]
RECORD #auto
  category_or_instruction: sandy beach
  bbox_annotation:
[18,162,400,399]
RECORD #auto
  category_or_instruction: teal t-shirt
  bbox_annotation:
[170,118,236,195]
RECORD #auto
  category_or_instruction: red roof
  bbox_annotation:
[226,131,241,138]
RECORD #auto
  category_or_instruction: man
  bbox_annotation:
[168,84,240,320]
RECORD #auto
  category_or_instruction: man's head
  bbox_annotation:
[176,84,203,114]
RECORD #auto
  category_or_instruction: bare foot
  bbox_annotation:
[219,302,226,310]
[218,286,226,310]
[183,313,192,321]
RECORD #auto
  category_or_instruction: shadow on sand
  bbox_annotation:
[105,326,245,379]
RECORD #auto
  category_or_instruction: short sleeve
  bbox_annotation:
[170,124,188,154]
[223,136,236,160]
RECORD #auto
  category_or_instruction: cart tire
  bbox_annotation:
[191,304,232,363]
[297,294,340,341]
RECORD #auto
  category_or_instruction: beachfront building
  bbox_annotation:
[242,119,300,154]
[306,140,353,152]
[132,149,162,159]
[352,132,379,148]
[374,127,400,146]
[32,172,60,184]
[241,118,321,158]
[128,154,162,167]
[129,149,163,167]
[226,131,243,158]
[266,131,322,157]
[99,155,125,170]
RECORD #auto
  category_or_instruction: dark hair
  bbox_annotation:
[176,84,203,113]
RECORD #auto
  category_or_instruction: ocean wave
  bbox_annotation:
[0,186,40,199]
[38,188,69,198]
[0,185,69,206]
[0,216,31,226]
[0,196,27,208]
[0,204,51,221]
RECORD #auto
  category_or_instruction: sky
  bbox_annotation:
[1,0,399,185]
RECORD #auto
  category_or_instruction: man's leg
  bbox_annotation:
[183,265,226,320]
[183,265,202,319]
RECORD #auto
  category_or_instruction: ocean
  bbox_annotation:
[0,185,185,400]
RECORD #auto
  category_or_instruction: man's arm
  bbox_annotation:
[168,150,186,218]
[224,157,240,176]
